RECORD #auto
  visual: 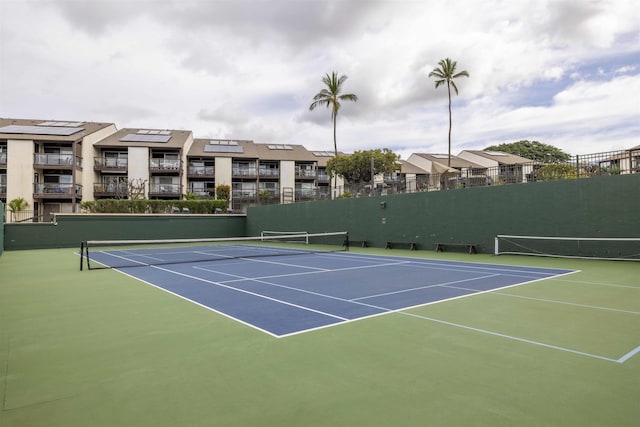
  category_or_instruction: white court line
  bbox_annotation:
[148,265,351,322]
[399,311,622,363]
[200,259,414,284]
[492,292,640,315]
[327,252,576,276]
[100,251,161,265]
[618,345,640,363]
[109,268,282,338]
[552,278,640,290]
[352,274,500,301]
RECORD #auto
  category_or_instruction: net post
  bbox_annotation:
[343,232,350,251]
[80,241,85,271]
[494,236,499,255]
[84,241,92,270]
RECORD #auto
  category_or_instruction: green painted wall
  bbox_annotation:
[0,202,4,255]
[246,174,640,253]
[4,214,246,250]
[4,175,639,252]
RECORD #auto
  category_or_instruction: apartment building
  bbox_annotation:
[457,150,538,184]
[406,153,488,189]
[187,139,338,212]
[93,127,194,200]
[1,117,344,219]
[0,118,116,220]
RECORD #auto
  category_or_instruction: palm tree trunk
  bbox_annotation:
[333,113,338,156]
[447,82,452,167]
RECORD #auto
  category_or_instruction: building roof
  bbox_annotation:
[189,138,259,158]
[411,153,486,170]
[398,160,429,174]
[0,118,114,142]
[93,127,192,149]
[188,138,336,166]
[461,150,534,164]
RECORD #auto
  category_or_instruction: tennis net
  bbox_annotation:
[494,234,640,261]
[80,231,349,270]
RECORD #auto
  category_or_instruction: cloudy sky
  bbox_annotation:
[1,0,638,159]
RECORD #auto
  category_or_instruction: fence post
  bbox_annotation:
[576,154,580,178]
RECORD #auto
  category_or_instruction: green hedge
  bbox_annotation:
[82,199,229,214]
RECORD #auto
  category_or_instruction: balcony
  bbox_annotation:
[149,183,181,198]
[232,189,256,200]
[94,157,128,172]
[188,182,215,198]
[317,172,330,183]
[94,183,129,198]
[0,153,6,166]
[295,169,317,180]
[188,165,215,178]
[297,187,324,200]
[258,168,280,178]
[34,153,82,169]
[232,167,257,179]
[34,183,82,198]
[150,158,181,174]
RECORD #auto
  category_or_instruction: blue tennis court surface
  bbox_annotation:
[98,250,575,337]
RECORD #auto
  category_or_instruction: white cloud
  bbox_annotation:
[0,0,638,157]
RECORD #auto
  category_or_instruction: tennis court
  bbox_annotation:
[1,243,639,426]
[85,239,576,337]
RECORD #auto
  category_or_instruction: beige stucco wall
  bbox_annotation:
[279,160,295,203]
[214,156,232,202]
[6,139,34,209]
[128,147,150,196]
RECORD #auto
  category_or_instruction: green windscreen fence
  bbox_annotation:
[0,201,4,255]
[246,174,640,254]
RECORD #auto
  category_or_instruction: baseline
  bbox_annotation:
[399,311,633,364]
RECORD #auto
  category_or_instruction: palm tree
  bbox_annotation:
[428,58,469,166]
[309,71,358,156]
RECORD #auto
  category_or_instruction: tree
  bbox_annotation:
[8,197,29,212]
[309,71,358,156]
[484,140,571,163]
[326,149,401,188]
[216,184,230,202]
[428,58,469,167]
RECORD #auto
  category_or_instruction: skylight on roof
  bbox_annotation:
[312,151,334,157]
[267,144,293,150]
[484,151,507,156]
[120,133,171,143]
[210,140,238,146]
[37,121,84,127]
[431,154,450,159]
[204,144,244,153]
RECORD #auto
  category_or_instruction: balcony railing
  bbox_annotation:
[317,173,330,183]
[34,153,82,168]
[94,157,128,169]
[94,183,129,197]
[232,167,257,177]
[258,168,280,177]
[188,165,215,176]
[294,189,327,201]
[148,183,181,196]
[188,182,215,198]
[295,169,317,179]
[150,159,181,171]
[34,183,82,196]
[232,189,257,198]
